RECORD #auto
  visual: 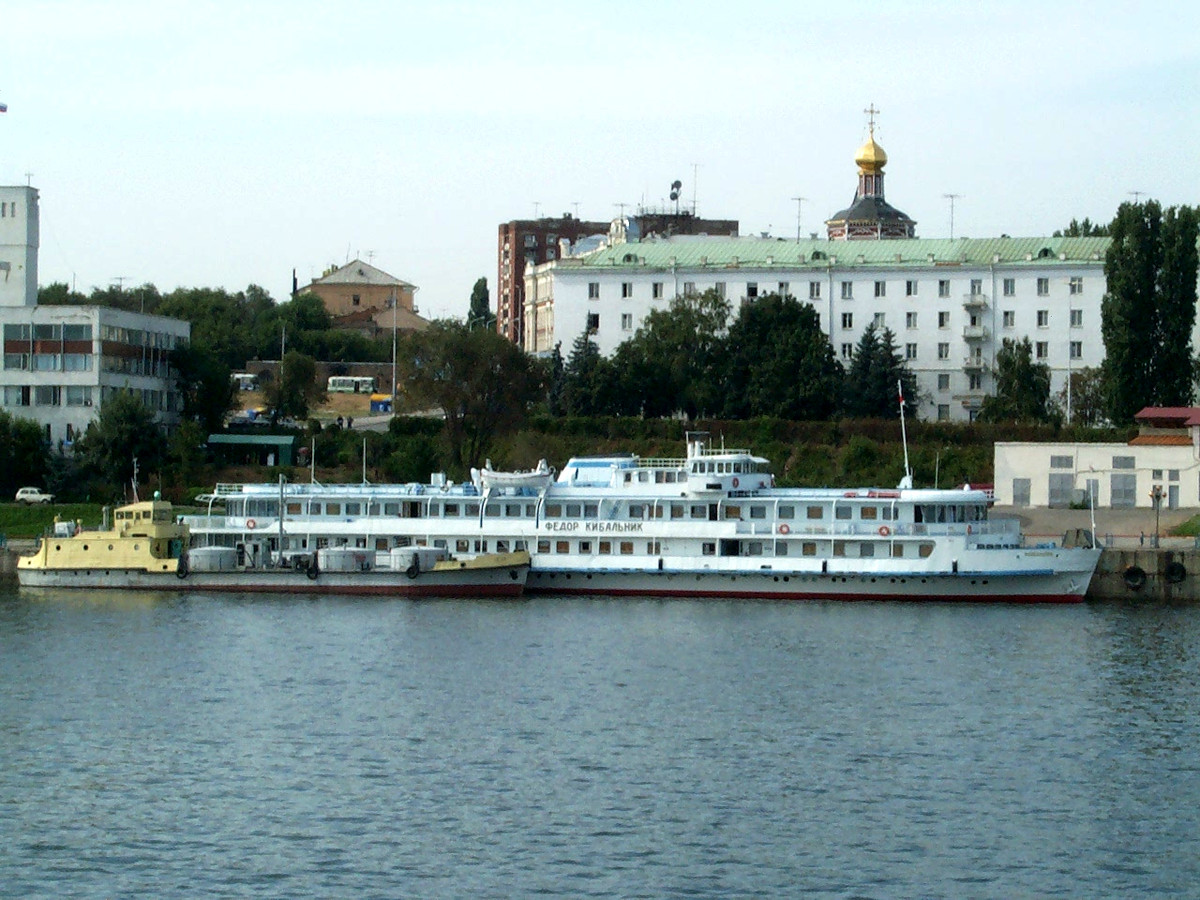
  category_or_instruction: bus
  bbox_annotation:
[327,375,377,394]
[231,373,259,392]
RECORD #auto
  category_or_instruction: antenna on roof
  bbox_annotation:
[691,163,699,215]
[943,194,963,239]
[791,196,807,243]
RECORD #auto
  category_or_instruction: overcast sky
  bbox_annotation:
[2,0,1197,319]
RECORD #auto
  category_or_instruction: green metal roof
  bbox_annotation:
[207,434,296,447]
[573,235,1112,270]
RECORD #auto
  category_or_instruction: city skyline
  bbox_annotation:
[1,0,1196,319]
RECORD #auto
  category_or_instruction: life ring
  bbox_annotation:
[732,477,739,488]
[1123,565,1147,591]
[778,523,790,535]
[307,555,319,580]
[878,525,891,537]
[246,518,257,530]
[406,560,420,579]
[175,553,189,579]
[1165,561,1187,584]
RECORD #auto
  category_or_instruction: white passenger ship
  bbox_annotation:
[184,433,1100,603]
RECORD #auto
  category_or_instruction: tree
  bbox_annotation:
[1055,366,1106,427]
[1101,200,1199,423]
[1053,218,1111,237]
[397,321,541,472]
[171,343,236,433]
[840,324,919,419]
[265,351,322,424]
[560,330,615,416]
[723,293,844,419]
[76,390,164,500]
[616,288,730,418]
[0,411,50,496]
[978,337,1055,424]
[468,277,496,331]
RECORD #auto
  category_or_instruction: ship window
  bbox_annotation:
[690,505,706,519]
[465,503,480,516]
[584,504,598,517]
[881,507,894,521]
[893,544,904,558]
[802,542,817,556]
[599,541,611,554]
[526,504,538,517]
[919,543,934,558]
[579,541,591,554]
[345,503,361,515]
[833,541,847,557]
[724,506,741,519]
[647,541,660,554]
[629,504,644,518]
[556,541,569,553]
[515,541,527,551]
[495,540,509,553]
[860,543,875,557]
[537,540,550,553]
[835,506,852,520]
[566,504,581,517]
[620,541,634,555]
[807,506,823,519]
[386,502,401,515]
[671,504,685,519]
[778,505,794,519]
[775,543,788,556]
[750,506,766,519]
[326,503,341,516]
[485,504,501,517]
[545,503,562,517]
[651,506,665,519]
[702,542,716,556]
[474,540,488,552]
[861,506,877,520]
[286,503,303,515]
[746,542,763,556]
[505,504,521,516]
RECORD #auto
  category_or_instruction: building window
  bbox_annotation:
[652,282,664,299]
[66,386,92,406]
[905,343,918,360]
[937,404,950,421]
[778,282,789,295]
[1037,277,1049,296]
[937,343,950,360]
[587,312,599,333]
[1003,278,1015,296]
[906,312,918,328]
[937,373,950,391]
[906,280,918,296]
[809,282,821,300]
[621,313,633,331]
[621,282,633,298]
[3,386,30,407]
[938,280,950,298]
[1035,341,1048,359]
[1113,456,1135,469]
[968,373,982,390]
[841,343,853,359]
[873,312,885,328]
[34,386,62,406]
[352,294,360,306]
[683,282,696,296]
[1051,455,1073,469]
[1003,310,1015,328]
[1070,309,1082,327]
[1069,276,1083,294]
[874,280,886,298]
[938,311,950,328]
[970,279,983,295]
[588,282,600,299]
[1070,341,1082,359]
[841,312,853,329]
[840,281,853,300]
[1037,310,1049,327]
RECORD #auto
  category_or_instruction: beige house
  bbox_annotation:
[995,408,1200,510]
[304,260,427,336]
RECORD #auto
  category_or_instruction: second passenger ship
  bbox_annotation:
[183,433,1100,603]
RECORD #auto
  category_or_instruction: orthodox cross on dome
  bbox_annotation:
[863,103,880,136]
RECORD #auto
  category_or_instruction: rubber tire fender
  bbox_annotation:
[1123,565,1147,591]
[1165,560,1187,585]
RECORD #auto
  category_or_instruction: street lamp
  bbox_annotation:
[1150,484,1164,548]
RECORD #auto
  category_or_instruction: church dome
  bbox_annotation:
[855,135,887,172]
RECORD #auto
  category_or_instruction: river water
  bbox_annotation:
[1,588,1197,899]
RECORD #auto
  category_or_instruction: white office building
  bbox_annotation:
[0,184,190,445]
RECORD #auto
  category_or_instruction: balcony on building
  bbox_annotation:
[962,324,990,341]
[962,292,988,311]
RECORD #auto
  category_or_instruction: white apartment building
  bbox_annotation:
[0,184,190,445]
[524,233,1116,422]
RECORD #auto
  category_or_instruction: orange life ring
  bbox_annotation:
[732,477,739,488]
[878,525,891,537]
[778,523,790,535]
[246,518,257,529]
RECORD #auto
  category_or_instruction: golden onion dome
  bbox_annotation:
[855,135,888,172]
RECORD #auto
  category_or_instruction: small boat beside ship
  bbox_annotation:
[17,494,530,597]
